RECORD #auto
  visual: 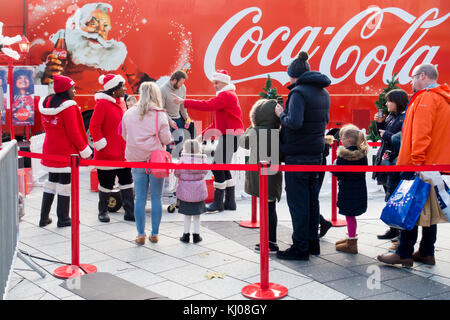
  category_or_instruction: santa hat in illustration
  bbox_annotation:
[53,74,76,93]
[211,69,231,85]
[98,74,126,91]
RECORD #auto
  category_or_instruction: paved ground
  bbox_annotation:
[6,166,450,300]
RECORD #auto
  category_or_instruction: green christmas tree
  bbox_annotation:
[367,73,400,142]
[258,75,284,106]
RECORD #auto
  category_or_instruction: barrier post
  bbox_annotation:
[242,161,288,300]
[239,196,260,228]
[330,140,346,227]
[53,154,97,279]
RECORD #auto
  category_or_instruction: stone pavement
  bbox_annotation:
[5,167,450,300]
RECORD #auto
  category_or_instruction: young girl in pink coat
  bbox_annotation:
[174,139,208,243]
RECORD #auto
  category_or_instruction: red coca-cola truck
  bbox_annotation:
[1,0,449,140]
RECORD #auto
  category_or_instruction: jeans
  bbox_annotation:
[284,154,322,251]
[167,117,186,155]
[396,225,437,259]
[132,168,164,236]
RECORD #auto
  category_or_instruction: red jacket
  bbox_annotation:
[89,93,126,164]
[39,96,91,172]
[183,84,244,136]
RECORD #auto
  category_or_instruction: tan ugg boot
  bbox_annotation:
[336,237,358,254]
[335,238,347,246]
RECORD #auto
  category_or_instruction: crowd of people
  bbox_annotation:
[37,54,450,266]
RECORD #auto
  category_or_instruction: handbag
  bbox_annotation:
[146,111,172,178]
[420,172,450,222]
[380,175,431,230]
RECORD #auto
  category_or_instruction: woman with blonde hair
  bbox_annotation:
[122,81,172,245]
[331,124,369,254]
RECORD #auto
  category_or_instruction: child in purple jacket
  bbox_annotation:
[174,139,208,243]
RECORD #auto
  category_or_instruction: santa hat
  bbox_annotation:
[211,70,231,84]
[99,74,126,91]
[53,75,75,94]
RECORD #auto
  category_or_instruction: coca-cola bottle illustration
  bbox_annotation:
[42,30,68,84]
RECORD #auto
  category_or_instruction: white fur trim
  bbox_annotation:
[56,183,71,197]
[118,183,134,190]
[41,165,71,173]
[216,83,236,96]
[213,181,227,190]
[94,92,116,103]
[103,75,126,91]
[43,181,57,194]
[94,137,107,151]
[211,72,231,85]
[225,179,235,187]
[79,145,92,159]
[39,99,77,116]
[98,185,113,193]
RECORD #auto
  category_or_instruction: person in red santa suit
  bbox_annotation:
[38,75,92,228]
[172,70,244,213]
[29,2,154,94]
[90,74,134,223]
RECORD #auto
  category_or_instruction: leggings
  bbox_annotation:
[346,216,357,238]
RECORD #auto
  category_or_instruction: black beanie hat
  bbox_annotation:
[287,51,310,78]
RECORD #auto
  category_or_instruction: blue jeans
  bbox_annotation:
[132,168,164,236]
[284,155,322,252]
[167,117,186,154]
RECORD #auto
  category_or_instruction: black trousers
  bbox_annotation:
[48,172,71,186]
[212,135,239,185]
[97,168,133,191]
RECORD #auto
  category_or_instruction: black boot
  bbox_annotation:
[56,195,71,228]
[206,189,225,213]
[98,191,110,223]
[39,192,54,227]
[223,186,236,211]
[180,233,190,243]
[120,188,135,221]
[309,239,321,255]
[377,227,400,240]
[319,215,332,238]
[192,233,203,243]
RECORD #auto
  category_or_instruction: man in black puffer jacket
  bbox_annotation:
[275,51,331,261]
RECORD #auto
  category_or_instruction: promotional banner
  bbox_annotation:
[12,66,35,126]
[0,66,7,126]
[25,0,450,129]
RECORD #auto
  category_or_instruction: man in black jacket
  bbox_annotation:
[275,51,331,261]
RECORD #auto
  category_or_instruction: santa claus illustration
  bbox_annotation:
[29,2,154,94]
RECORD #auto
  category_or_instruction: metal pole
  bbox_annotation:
[259,161,269,290]
[70,154,80,266]
[8,57,14,140]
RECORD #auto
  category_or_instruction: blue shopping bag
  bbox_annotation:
[380,176,431,230]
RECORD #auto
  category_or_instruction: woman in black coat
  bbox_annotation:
[373,89,409,240]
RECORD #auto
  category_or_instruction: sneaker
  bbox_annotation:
[276,245,309,261]
[254,242,279,255]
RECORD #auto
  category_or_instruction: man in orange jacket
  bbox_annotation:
[378,63,450,267]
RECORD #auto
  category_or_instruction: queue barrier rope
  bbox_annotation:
[17,150,450,300]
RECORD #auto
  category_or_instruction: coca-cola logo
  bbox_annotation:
[15,108,31,121]
[204,6,449,86]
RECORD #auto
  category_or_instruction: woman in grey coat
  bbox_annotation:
[240,99,282,254]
